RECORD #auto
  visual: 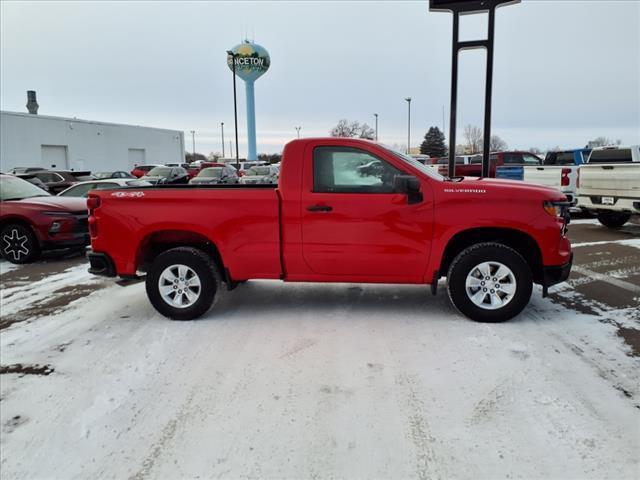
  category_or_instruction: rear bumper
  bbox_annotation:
[542,252,573,297]
[577,195,640,213]
[87,251,117,277]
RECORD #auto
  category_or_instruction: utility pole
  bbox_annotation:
[221,122,225,157]
[373,113,378,141]
[190,130,196,162]
[229,140,233,158]
[295,126,301,139]
[405,98,412,154]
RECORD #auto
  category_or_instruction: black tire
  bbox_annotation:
[597,211,631,229]
[0,224,40,264]
[145,247,221,320]
[447,243,532,323]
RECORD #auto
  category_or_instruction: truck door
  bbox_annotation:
[300,145,432,279]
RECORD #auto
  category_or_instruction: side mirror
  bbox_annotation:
[394,175,423,204]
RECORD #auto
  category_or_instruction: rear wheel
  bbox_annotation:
[447,243,532,322]
[0,224,40,264]
[597,211,631,229]
[145,247,220,320]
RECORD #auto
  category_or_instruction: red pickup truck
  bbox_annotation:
[439,151,542,177]
[87,138,572,323]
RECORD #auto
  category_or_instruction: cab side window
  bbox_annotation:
[313,146,403,193]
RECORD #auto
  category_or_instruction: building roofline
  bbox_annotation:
[0,110,183,135]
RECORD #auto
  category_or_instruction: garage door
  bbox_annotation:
[128,148,146,166]
[41,145,68,169]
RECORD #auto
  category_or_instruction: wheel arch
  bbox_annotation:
[0,216,39,240]
[135,229,228,283]
[439,227,544,284]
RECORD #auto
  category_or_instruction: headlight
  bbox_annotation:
[543,202,562,218]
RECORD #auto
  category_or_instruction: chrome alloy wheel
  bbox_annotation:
[465,261,516,310]
[2,229,30,262]
[158,264,201,308]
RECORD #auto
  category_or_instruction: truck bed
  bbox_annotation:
[90,185,282,279]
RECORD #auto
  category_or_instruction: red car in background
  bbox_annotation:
[131,164,164,178]
[0,175,89,263]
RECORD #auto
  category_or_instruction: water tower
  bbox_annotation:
[227,40,270,161]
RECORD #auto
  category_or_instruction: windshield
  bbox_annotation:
[199,168,224,178]
[1,175,52,201]
[380,145,445,180]
[146,167,172,177]
[247,166,272,176]
[94,172,112,179]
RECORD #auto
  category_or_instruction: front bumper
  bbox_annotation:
[87,251,117,277]
[542,252,573,297]
[41,233,90,251]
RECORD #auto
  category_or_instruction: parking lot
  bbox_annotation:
[1,217,638,479]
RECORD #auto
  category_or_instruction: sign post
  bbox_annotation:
[429,0,520,177]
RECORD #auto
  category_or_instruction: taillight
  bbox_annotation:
[87,196,101,210]
[561,168,570,187]
[576,169,580,189]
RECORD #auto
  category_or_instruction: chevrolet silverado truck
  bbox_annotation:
[577,145,640,228]
[87,138,572,323]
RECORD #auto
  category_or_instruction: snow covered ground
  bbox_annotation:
[1,221,639,479]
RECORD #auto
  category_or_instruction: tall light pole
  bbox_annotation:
[190,130,196,162]
[221,122,225,157]
[405,97,412,154]
[373,113,378,141]
[226,50,240,170]
[295,126,301,139]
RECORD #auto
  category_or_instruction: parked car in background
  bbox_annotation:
[439,151,542,178]
[140,166,189,185]
[8,167,45,175]
[0,174,89,263]
[93,171,136,180]
[131,164,164,178]
[15,173,50,192]
[189,166,239,185]
[410,154,431,164]
[30,170,95,194]
[227,160,268,177]
[166,163,190,169]
[240,164,280,184]
[435,155,481,175]
[522,149,589,206]
[577,145,640,228]
[58,178,151,197]
[186,162,228,179]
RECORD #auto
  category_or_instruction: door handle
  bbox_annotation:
[306,204,333,212]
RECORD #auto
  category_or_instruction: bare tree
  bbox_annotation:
[490,135,508,152]
[529,147,542,155]
[463,124,483,153]
[330,119,375,140]
[588,136,613,148]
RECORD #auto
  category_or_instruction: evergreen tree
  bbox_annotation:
[420,127,447,157]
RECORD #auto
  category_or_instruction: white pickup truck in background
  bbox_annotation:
[577,145,640,228]
[523,149,590,206]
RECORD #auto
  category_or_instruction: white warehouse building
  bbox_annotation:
[0,110,185,173]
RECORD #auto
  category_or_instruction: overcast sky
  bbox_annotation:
[1,0,639,155]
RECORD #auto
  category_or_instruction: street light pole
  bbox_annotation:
[227,50,240,170]
[190,130,196,162]
[295,126,301,139]
[373,113,378,141]
[405,97,412,154]
[221,122,225,157]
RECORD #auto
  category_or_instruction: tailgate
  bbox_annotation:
[523,166,562,189]
[579,164,640,197]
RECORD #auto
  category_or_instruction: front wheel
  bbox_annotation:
[145,247,221,320]
[597,211,631,229]
[447,243,532,323]
[0,224,40,264]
